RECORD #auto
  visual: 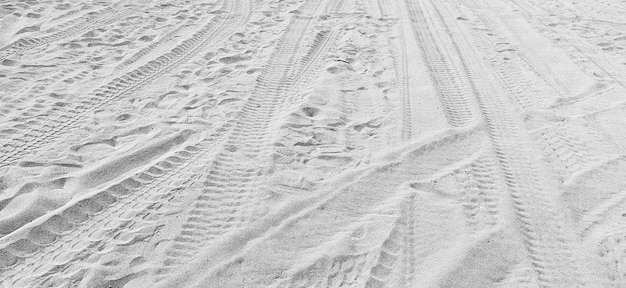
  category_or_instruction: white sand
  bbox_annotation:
[0,0,625,287]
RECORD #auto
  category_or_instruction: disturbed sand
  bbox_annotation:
[1,0,626,287]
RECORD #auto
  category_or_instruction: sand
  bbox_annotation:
[0,0,625,287]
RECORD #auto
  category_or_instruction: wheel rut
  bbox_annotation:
[149,0,338,282]
[0,0,250,168]
[406,0,592,286]
[0,1,136,63]
[0,125,238,287]
[405,0,477,128]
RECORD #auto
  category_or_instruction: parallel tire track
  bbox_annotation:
[0,0,253,286]
[364,194,414,288]
[158,126,482,287]
[0,0,247,168]
[365,184,473,288]
[0,110,247,287]
[154,1,336,278]
[0,130,224,286]
[0,120,249,286]
[0,66,90,127]
[411,0,589,286]
[459,0,572,98]
[0,1,135,62]
[447,0,553,111]
[509,0,626,89]
[116,20,192,73]
[405,0,475,128]
[390,26,414,141]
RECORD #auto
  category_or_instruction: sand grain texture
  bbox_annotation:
[1,0,625,287]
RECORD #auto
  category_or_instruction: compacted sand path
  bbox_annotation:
[1,0,626,287]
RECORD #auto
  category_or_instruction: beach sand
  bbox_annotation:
[1,0,626,287]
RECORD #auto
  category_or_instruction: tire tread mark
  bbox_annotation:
[154,1,336,279]
[388,22,414,141]
[116,20,192,72]
[509,0,626,89]
[457,155,500,232]
[405,0,475,128]
[0,126,232,287]
[0,1,135,62]
[364,193,414,288]
[276,253,369,288]
[0,0,246,168]
[414,0,587,286]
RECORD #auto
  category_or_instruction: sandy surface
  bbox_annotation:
[1,0,626,287]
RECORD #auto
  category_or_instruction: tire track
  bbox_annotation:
[564,155,626,238]
[457,155,501,232]
[463,0,573,98]
[276,252,370,288]
[0,100,246,287]
[447,0,559,111]
[0,1,136,62]
[0,0,253,285]
[364,195,412,288]
[247,127,483,288]
[340,88,359,150]
[152,1,336,280]
[0,0,249,168]
[50,5,90,23]
[0,128,228,287]
[327,0,348,14]
[376,0,391,19]
[389,24,414,141]
[365,153,500,287]
[405,0,476,128]
[508,0,626,89]
[285,28,337,109]
[164,128,483,287]
[411,0,590,286]
[115,20,193,73]
[361,0,380,18]
[533,122,618,178]
[1,114,250,285]
[0,11,192,126]
[395,190,469,287]
[279,131,486,288]
[0,66,91,127]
